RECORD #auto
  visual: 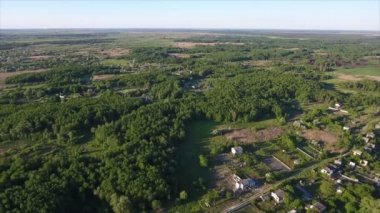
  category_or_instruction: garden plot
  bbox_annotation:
[302,129,343,153]
[225,127,284,144]
[263,156,291,172]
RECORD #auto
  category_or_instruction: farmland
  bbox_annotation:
[0,29,379,213]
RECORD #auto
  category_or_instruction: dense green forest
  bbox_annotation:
[0,30,379,212]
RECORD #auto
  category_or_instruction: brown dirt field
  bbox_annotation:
[336,73,362,81]
[175,42,244,49]
[225,127,284,143]
[302,129,343,153]
[100,48,130,58]
[0,69,48,85]
[214,165,234,189]
[92,74,117,81]
[337,73,380,81]
[28,55,52,60]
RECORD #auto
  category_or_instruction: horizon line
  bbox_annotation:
[1,27,379,32]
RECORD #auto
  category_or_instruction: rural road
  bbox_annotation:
[221,152,350,213]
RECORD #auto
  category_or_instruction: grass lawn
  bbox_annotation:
[101,59,130,66]
[323,77,380,97]
[169,120,217,212]
[176,120,217,199]
[335,66,380,77]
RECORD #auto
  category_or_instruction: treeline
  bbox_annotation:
[204,71,334,122]
[0,93,142,143]
[341,80,380,92]
[5,65,120,84]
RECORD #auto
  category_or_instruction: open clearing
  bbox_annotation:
[244,60,272,67]
[301,129,343,153]
[169,53,191,58]
[177,120,217,199]
[28,55,52,60]
[0,69,49,87]
[99,48,130,58]
[101,59,130,66]
[336,73,380,81]
[336,66,379,77]
[92,74,119,81]
[226,127,284,143]
[263,157,291,172]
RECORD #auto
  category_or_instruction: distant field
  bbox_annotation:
[0,69,48,87]
[101,59,130,66]
[336,66,379,76]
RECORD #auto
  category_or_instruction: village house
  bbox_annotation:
[334,159,342,166]
[293,159,300,165]
[365,143,376,152]
[349,161,356,168]
[231,146,243,156]
[59,94,66,99]
[360,160,368,167]
[343,126,350,131]
[353,150,362,156]
[336,186,345,194]
[321,164,340,176]
[233,174,256,191]
[288,210,297,213]
[306,201,327,213]
[366,132,375,139]
[271,189,285,204]
[363,136,370,143]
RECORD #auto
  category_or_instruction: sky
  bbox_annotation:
[1,0,379,31]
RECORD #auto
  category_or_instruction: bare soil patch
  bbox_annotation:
[0,69,48,84]
[225,127,284,143]
[100,48,130,58]
[214,164,234,189]
[28,55,52,60]
[337,73,362,81]
[92,74,117,81]
[301,129,343,153]
[337,73,380,81]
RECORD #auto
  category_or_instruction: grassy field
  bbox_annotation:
[176,120,217,199]
[324,76,380,97]
[169,120,217,212]
[101,59,130,66]
[335,65,380,77]
[115,33,173,48]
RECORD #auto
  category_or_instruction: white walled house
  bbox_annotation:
[271,189,285,204]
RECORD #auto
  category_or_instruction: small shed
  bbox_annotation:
[353,150,362,156]
[312,202,327,213]
[231,146,243,156]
